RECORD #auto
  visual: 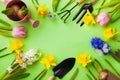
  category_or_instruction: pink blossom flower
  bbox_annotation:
[12,26,27,38]
[97,12,110,26]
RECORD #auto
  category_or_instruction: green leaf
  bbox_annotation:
[52,0,61,12]
[14,73,30,79]
[0,51,13,58]
[86,74,93,80]
[31,0,38,9]
[1,8,13,15]
[92,59,102,72]
[0,19,11,27]
[110,3,120,13]
[34,69,47,80]
[70,68,79,80]
[0,29,12,37]
[4,73,30,80]
[35,0,39,7]
[60,0,75,11]
[0,71,8,80]
[21,6,28,15]
[101,0,120,8]
[11,67,26,75]
[0,47,7,52]
[4,69,26,80]
[105,59,120,76]
[109,51,120,62]
[87,65,97,80]
[0,26,12,31]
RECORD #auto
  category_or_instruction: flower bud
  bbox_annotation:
[12,26,27,38]
[97,12,110,26]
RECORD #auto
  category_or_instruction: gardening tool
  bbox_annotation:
[1,0,39,28]
[99,70,120,80]
[72,0,97,26]
[72,2,93,26]
[48,58,75,80]
[57,0,85,23]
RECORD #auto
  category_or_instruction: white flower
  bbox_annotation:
[7,66,13,73]
[102,43,110,53]
[18,49,42,68]
[20,63,27,69]
[95,43,110,56]
[25,49,37,58]
[95,49,103,56]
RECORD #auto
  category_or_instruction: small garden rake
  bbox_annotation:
[57,0,85,23]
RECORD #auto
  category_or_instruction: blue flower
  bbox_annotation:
[91,37,110,55]
[91,37,105,49]
[48,12,56,19]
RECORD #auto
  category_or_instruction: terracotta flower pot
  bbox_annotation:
[1,0,39,28]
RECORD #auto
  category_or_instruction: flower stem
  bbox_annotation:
[111,16,120,22]
[96,0,105,16]
[0,26,12,31]
[11,59,16,65]
[0,18,11,27]
[70,68,79,80]
[87,65,97,80]
[35,0,39,7]
[34,68,47,80]
[0,47,7,52]
[92,59,103,72]
[112,37,120,42]
[60,0,75,11]
[0,71,8,79]
[31,0,38,10]
[109,51,120,62]
[109,3,120,17]
[105,59,120,76]
[87,74,93,80]
[2,64,20,79]
[0,64,18,79]
[10,64,20,74]
[0,29,12,37]
[88,69,97,80]
[0,51,14,58]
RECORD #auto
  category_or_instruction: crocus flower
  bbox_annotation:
[37,5,48,17]
[41,54,56,69]
[83,10,96,25]
[10,39,23,54]
[104,27,118,39]
[12,26,27,38]
[77,53,92,67]
[91,37,110,55]
[97,12,110,26]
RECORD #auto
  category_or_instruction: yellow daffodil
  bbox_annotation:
[41,54,56,69]
[104,28,118,39]
[10,40,23,54]
[83,10,96,25]
[37,5,48,17]
[77,53,92,67]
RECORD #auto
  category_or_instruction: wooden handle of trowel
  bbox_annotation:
[48,75,55,80]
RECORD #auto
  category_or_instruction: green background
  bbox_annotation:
[0,0,120,80]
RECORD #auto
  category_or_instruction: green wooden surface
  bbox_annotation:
[0,0,120,80]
